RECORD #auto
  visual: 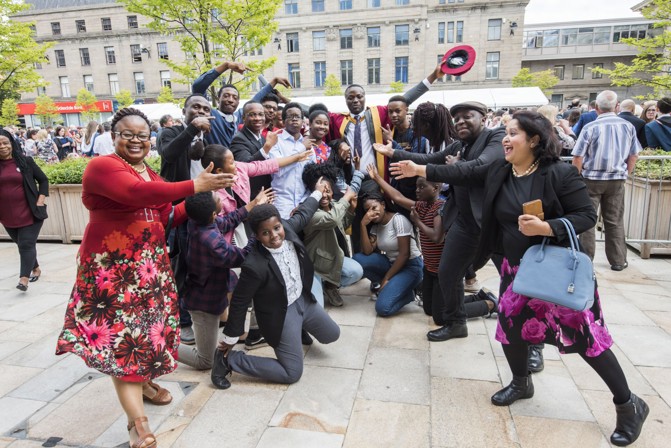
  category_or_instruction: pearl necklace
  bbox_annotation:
[115,153,147,174]
[512,158,539,177]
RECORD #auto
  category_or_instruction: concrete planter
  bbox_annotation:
[624,177,671,258]
[0,185,68,242]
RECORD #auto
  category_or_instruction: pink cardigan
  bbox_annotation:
[216,158,279,242]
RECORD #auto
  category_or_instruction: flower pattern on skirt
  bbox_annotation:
[56,223,179,381]
[495,258,612,357]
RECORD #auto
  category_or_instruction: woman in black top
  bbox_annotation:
[54,126,74,160]
[391,111,647,447]
[0,129,49,291]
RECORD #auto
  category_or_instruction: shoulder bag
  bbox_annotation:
[512,217,595,311]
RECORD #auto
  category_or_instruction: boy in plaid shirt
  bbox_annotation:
[178,189,270,371]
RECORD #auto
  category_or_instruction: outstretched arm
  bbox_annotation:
[366,163,415,211]
[192,61,248,95]
[403,63,444,104]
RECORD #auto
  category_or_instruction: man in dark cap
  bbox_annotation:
[377,101,510,339]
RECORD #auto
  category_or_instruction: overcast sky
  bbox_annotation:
[525,0,642,24]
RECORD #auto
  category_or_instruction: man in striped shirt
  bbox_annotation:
[572,90,641,271]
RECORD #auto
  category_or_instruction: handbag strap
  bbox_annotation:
[558,218,579,256]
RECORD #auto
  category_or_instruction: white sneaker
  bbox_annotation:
[464,279,480,293]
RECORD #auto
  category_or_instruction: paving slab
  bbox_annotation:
[342,399,429,448]
[431,377,518,448]
[2,331,62,369]
[430,333,500,383]
[0,397,46,436]
[370,308,430,351]
[0,365,42,398]
[358,347,429,406]
[644,310,671,334]
[8,355,95,402]
[269,365,360,434]
[638,366,671,408]
[326,294,377,327]
[304,324,372,370]
[257,427,344,448]
[513,415,610,448]
[608,324,671,368]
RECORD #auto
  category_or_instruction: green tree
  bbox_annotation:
[115,90,135,109]
[121,0,282,104]
[512,68,559,96]
[0,98,19,127]
[324,74,342,96]
[157,86,176,104]
[388,81,405,93]
[75,88,100,122]
[594,0,671,98]
[34,95,60,126]
[0,0,51,105]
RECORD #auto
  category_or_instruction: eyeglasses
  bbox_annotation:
[114,131,151,142]
[285,114,302,121]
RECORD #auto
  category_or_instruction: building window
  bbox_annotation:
[368,58,380,84]
[55,50,66,67]
[456,21,463,43]
[51,22,61,35]
[395,25,409,46]
[101,18,112,31]
[592,63,604,79]
[60,76,70,97]
[554,65,565,80]
[396,0,409,4]
[488,19,502,40]
[134,72,145,94]
[108,74,120,95]
[340,0,352,10]
[485,52,500,79]
[287,33,299,53]
[312,0,324,12]
[314,61,326,87]
[84,75,94,92]
[285,0,298,14]
[105,46,116,64]
[436,55,446,82]
[368,0,380,6]
[76,20,86,33]
[367,27,381,47]
[447,22,454,43]
[340,28,353,49]
[313,31,326,51]
[395,57,408,83]
[34,62,42,69]
[79,48,91,66]
[572,64,585,79]
[160,71,171,88]
[127,15,138,29]
[131,44,142,63]
[288,63,301,88]
[340,60,353,85]
[157,42,169,60]
[551,94,564,106]
[438,22,445,44]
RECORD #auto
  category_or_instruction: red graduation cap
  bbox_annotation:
[440,45,476,76]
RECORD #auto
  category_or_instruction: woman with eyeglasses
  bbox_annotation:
[55,108,235,448]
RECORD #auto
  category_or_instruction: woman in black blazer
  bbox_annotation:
[390,111,647,447]
[0,129,49,291]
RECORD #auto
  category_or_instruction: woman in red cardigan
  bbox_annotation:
[55,108,234,448]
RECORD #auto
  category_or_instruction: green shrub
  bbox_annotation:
[39,156,163,184]
[633,149,671,180]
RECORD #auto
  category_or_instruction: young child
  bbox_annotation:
[367,164,497,324]
[212,187,341,389]
[178,190,268,372]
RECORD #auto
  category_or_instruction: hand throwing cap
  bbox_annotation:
[441,45,476,76]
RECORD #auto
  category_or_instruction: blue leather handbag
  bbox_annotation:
[512,218,595,311]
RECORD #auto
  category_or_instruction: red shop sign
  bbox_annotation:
[18,100,113,115]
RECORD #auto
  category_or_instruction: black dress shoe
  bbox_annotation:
[476,288,499,317]
[16,283,28,292]
[611,262,629,271]
[301,329,313,346]
[527,344,545,373]
[491,375,534,406]
[211,350,232,390]
[427,322,468,342]
[611,393,649,446]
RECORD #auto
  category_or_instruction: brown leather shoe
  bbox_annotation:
[127,416,157,448]
[142,381,172,406]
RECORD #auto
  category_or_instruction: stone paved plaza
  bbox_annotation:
[0,241,669,447]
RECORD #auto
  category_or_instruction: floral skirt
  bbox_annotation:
[56,221,180,381]
[494,258,613,357]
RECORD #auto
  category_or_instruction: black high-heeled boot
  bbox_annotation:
[611,393,649,446]
[491,375,534,406]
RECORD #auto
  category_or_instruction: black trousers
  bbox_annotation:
[168,222,192,327]
[4,220,43,278]
[436,218,481,325]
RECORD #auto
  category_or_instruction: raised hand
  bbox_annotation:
[302,138,316,151]
[353,155,361,171]
[389,160,419,179]
[228,62,249,74]
[373,142,394,158]
[254,187,274,206]
[361,207,378,226]
[263,131,279,153]
[194,162,236,192]
[381,124,393,144]
[296,149,314,162]
[271,77,292,88]
[366,163,380,182]
[192,116,215,133]
[445,150,461,165]
[314,176,327,194]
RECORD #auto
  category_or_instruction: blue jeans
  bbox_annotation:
[352,252,423,317]
[311,257,364,307]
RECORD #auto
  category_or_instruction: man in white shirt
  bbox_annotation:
[93,122,114,156]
